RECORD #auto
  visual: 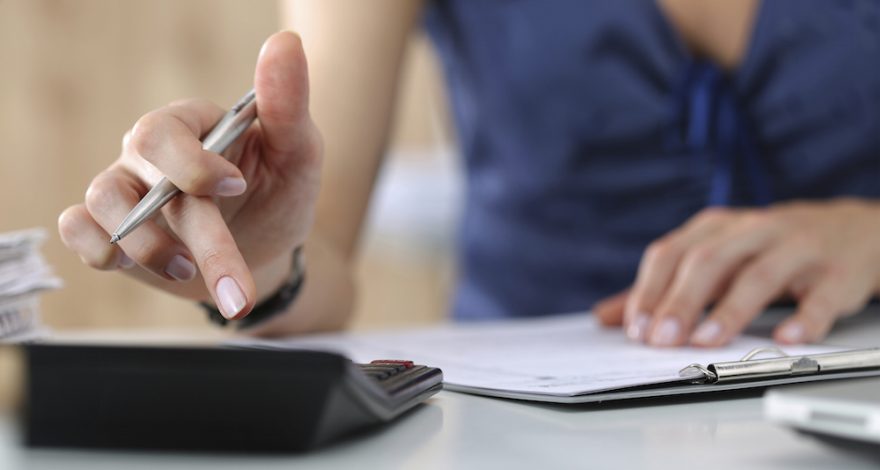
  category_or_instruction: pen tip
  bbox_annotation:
[109,234,120,245]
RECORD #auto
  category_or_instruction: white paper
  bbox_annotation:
[0,228,61,339]
[231,314,841,398]
[0,228,47,261]
[0,251,63,297]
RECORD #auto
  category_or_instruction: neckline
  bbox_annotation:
[649,0,770,84]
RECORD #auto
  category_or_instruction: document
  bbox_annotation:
[232,314,848,403]
[0,229,61,340]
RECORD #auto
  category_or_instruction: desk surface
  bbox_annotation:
[2,310,879,470]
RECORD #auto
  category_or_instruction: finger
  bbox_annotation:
[58,204,132,270]
[594,290,629,327]
[690,240,816,347]
[163,195,256,320]
[254,31,314,162]
[625,208,732,340]
[774,269,872,344]
[84,169,197,281]
[647,213,782,347]
[127,101,247,197]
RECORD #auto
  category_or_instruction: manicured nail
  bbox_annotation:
[259,38,271,58]
[165,254,196,281]
[117,253,135,269]
[650,318,681,347]
[216,276,247,319]
[626,313,651,341]
[214,177,247,197]
[691,320,722,345]
[779,322,806,343]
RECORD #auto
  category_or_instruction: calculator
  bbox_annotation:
[24,343,442,452]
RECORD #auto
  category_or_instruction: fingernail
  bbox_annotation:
[117,253,135,269]
[626,313,651,341]
[650,318,681,347]
[165,254,196,281]
[216,276,247,320]
[691,320,723,345]
[779,322,806,343]
[214,177,247,197]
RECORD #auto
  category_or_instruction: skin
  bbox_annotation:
[58,1,423,336]
[59,32,324,323]
[594,201,880,347]
[59,0,880,344]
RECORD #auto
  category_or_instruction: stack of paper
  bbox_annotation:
[0,229,62,341]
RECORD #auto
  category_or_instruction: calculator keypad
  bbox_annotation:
[357,360,437,395]
[359,360,411,380]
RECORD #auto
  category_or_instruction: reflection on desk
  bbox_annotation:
[4,391,880,470]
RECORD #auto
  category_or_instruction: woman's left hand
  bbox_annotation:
[594,199,880,347]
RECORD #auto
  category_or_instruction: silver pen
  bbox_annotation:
[110,89,258,245]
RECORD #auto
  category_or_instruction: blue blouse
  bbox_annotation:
[424,0,880,320]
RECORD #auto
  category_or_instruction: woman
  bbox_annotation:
[58,0,880,347]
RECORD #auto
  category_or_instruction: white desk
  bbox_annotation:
[2,309,879,470]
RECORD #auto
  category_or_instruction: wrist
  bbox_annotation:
[253,250,299,305]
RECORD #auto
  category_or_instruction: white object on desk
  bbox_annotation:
[0,229,61,340]
[765,378,880,445]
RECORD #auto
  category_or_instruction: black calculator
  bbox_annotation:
[24,343,442,452]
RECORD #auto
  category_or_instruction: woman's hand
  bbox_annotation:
[595,199,880,347]
[58,31,322,321]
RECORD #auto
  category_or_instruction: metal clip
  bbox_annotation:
[679,347,880,385]
[739,346,788,361]
[678,347,788,384]
[679,363,717,383]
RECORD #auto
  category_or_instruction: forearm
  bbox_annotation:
[284,0,424,257]
[243,232,355,337]
[235,0,427,337]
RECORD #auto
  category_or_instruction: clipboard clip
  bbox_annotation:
[678,346,880,385]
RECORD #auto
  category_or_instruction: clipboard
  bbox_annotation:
[441,347,880,404]
[232,314,880,405]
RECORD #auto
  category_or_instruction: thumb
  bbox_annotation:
[254,31,311,161]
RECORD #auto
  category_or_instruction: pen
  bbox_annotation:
[109,89,258,245]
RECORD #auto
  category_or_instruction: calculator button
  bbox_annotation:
[362,370,391,380]
[359,366,400,380]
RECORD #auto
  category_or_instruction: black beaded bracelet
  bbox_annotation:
[201,246,305,330]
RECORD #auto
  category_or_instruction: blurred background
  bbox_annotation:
[0,0,460,333]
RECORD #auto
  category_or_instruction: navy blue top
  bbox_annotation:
[424,0,880,320]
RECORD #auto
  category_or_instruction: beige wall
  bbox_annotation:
[0,0,453,332]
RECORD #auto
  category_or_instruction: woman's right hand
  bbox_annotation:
[58,31,323,321]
